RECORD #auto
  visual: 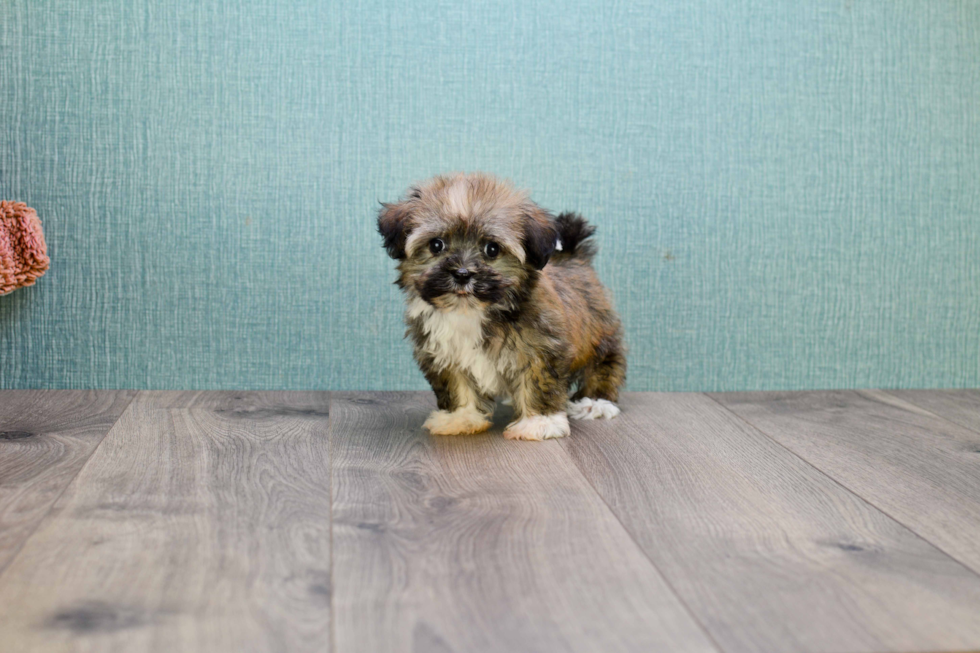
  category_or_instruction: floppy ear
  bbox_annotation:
[377,199,415,259]
[521,201,558,270]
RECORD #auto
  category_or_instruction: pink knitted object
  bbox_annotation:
[0,201,50,295]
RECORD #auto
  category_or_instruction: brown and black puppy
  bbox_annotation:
[378,172,626,440]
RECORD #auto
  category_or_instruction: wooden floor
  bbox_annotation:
[1,391,980,652]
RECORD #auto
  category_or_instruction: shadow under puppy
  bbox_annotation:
[378,172,626,440]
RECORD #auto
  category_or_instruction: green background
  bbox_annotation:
[2,1,978,391]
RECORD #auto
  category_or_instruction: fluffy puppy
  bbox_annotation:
[378,172,626,440]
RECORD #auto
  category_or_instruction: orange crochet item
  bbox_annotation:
[0,201,50,295]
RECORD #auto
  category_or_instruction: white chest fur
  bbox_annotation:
[408,299,506,397]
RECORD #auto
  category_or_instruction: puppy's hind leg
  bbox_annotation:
[569,343,626,420]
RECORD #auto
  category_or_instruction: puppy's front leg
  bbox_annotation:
[420,365,494,436]
[504,358,571,441]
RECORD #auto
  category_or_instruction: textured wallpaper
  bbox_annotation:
[1,0,978,391]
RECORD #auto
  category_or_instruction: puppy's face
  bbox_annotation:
[378,173,558,311]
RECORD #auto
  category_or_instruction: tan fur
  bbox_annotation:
[379,172,626,438]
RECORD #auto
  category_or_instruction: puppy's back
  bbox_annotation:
[538,214,622,371]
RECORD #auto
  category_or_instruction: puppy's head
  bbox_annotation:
[378,173,557,311]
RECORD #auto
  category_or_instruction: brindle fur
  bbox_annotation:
[379,172,626,422]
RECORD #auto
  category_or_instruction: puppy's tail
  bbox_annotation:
[552,212,597,262]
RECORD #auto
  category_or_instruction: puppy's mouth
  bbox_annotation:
[415,265,509,307]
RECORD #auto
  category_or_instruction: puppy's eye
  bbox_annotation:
[483,241,500,259]
[429,238,445,255]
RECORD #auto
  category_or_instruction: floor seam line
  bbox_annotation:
[876,389,980,437]
[702,391,980,581]
[557,434,727,653]
[328,390,337,653]
[0,389,140,582]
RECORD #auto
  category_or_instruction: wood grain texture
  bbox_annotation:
[330,392,717,653]
[886,389,980,434]
[0,391,332,652]
[713,389,980,577]
[0,390,135,573]
[562,393,980,653]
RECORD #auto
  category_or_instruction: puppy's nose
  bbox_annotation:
[451,268,473,283]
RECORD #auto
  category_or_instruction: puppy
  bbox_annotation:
[378,172,626,440]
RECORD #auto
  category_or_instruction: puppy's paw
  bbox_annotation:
[423,407,491,436]
[567,398,621,420]
[504,412,570,441]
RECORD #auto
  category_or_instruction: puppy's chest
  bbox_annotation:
[415,306,510,395]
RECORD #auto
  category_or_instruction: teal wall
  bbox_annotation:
[1,1,978,391]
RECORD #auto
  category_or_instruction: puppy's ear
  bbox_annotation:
[377,198,415,259]
[521,201,558,270]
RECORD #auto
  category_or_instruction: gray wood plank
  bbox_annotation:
[331,391,717,653]
[0,391,332,652]
[0,390,135,573]
[886,389,980,434]
[712,389,980,577]
[562,392,980,653]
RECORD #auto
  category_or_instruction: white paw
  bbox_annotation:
[423,407,491,435]
[503,412,570,441]
[567,398,621,420]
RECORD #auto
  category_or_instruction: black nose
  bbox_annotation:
[451,268,472,283]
